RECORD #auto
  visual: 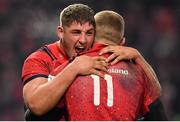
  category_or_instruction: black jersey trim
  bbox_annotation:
[25,107,68,121]
[39,46,57,61]
[23,74,48,85]
[141,98,168,120]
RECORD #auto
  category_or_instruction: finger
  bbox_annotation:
[95,56,108,65]
[98,56,107,62]
[100,60,108,68]
[93,56,107,62]
[91,69,104,78]
[95,64,108,73]
[106,53,117,62]
[99,46,114,55]
[110,56,124,65]
[93,62,108,73]
[97,59,108,65]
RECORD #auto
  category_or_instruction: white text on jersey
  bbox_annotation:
[108,68,129,75]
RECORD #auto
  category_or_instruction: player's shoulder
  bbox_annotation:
[125,60,145,73]
[25,48,49,62]
[111,60,145,78]
[114,60,138,69]
[24,42,57,63]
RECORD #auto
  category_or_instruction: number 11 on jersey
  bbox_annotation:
[91,74,113,107]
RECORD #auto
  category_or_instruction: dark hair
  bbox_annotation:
[60,4,95,27]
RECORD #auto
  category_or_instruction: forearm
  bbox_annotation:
[23,63,78,116]
[136,55,158,80]
[135,54,162,94]
[24,55,106,116]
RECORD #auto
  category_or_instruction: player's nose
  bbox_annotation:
[79,33,87,44]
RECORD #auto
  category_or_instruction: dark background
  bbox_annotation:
[0,0,180,120]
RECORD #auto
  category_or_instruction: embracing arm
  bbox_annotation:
[23,62,79,116]
[23,55,108,116]
[99,45,161,93]
[135,51,161,94]
[100,45,167,120]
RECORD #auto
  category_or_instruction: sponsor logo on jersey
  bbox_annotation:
[108,68,129,75]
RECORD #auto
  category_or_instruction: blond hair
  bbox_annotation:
[94,10,125,44]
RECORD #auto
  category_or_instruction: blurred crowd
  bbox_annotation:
[0,0,180,120]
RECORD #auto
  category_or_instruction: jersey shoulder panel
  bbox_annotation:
[47,41,68,63]
[21,49,53,84]
[22,41,69,85]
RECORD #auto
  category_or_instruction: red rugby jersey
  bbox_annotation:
[65,43,161,120]
[21,41,68,85]
[21,41,69,120]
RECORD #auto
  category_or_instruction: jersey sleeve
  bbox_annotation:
[21,51,52,85]
[141,66,161,115]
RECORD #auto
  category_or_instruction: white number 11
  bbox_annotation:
[91,74,113,107]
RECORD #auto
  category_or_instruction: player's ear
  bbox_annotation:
[57,26,64,38]
[119,37,126,46]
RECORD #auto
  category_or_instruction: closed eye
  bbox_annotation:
[86,29,95,36]
[71,30,81,35]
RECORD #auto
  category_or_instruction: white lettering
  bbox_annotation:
[108,68,129,75]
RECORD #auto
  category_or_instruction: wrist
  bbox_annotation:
[134,51,143,65]
[67,60,80,76]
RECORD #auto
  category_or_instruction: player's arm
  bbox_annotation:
[100,45,167,120]
[99,45,161,93]
[23,55,108,116]
[134,50,161,93]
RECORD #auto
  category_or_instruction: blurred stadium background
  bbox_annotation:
[0,0,180,120]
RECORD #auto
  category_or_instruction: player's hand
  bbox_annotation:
[72,55,108,78]
[99,45,140,65]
